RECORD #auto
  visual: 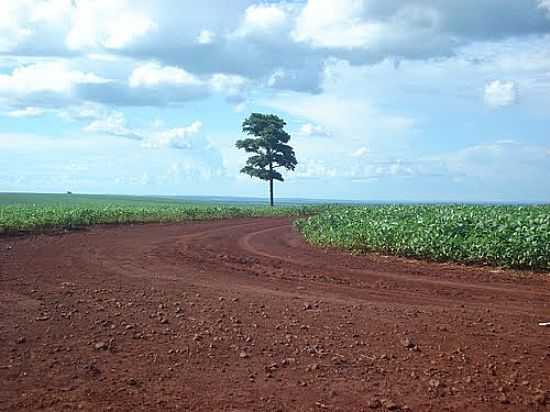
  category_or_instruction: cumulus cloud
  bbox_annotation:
[0,1,33,52]
[57,102,109,121]
[267,92,415,143]
[0,61,111,112]
[196,30,216,45]
[292,0,550,64]
[80,112,225,183]
[293,0,387,49]
[125,62,249,105]
[208,73,249,102]
[82,109,207,151]
[483,80,518,108]
[297,123,331,138]
[349,160,427,181]
[66,0,156,50]
[83,111,142,140]
[235,4,290,37]
[294,159,337,178]
[129,62,201,88]
[5,106,47,118]
[539,0,550,16]
[0,61,108,96]
[74,61,209,106]
[142,121,204,149]
[436,141,550,186]
[352,147,369,157]
[2,0,550,98]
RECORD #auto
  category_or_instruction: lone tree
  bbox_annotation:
[236,113,297,206]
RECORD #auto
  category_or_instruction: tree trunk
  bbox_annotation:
[269,177,274,207]
[269,160,274,207]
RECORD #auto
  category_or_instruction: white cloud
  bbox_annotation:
[267,92,415,143]
[438,141,550,183]
[352,147,369,157]
[293,0,384,49]
[0,1,33,52]
[0,61,109,96]
[208,73,248,101]
[0,0,73,52]
[129,62,202,88]
[297,123,331,138]
[59,102,107,120]
[294,159,337,178]
[5,106,47,118]
[30,0,73,24]
[127,62,247,104]
[82,109,205,151]
[83,111,141,139]
[143,121,203,149]
[539,0,550,16]
[236,4,290,37]
[483,80,518,108]
[292,0,448,58]
[66,0,156,50]
[196,30,216,45]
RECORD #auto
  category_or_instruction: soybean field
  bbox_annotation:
[295,205,550,270]
[0,193,324,234]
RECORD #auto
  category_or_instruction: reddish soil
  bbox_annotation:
[1,218,550,411]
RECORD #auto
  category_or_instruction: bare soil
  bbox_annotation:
[1,218,549,411]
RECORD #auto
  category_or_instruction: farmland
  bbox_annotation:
[0,193,324,234]
[296,205,550,271]
[2,217,550,411]
[2,194,549,272]
[2,196,550,410]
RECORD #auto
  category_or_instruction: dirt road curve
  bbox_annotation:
[1,218,549,411]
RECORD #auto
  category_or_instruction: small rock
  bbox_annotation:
[368,399,382,409]
[498,393,509,404]
[303,303,312,310]
[429,379,441,389]
[401,336,418,350]
[534,392,548,405]
[282,357,296,366]
[94,341,107,351]
[239,351,249,359]
[383,399,400,411]
[84,363,101,376]
[159,318,169,324]
[16,337,26,344]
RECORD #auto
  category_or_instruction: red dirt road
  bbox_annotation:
[1,218,550,411]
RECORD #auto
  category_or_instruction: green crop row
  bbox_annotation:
[295,205,550,271]
[0,193,325,234]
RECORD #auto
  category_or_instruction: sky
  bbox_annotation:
[1,0,550,202]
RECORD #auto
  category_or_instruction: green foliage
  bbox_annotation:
[236,113,297,183]
[295,205,550,271]
[0,193,325,234]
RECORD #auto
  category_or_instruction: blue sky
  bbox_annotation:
[1,0,550,202]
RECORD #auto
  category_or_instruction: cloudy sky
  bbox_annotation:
[1,0,550,202]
